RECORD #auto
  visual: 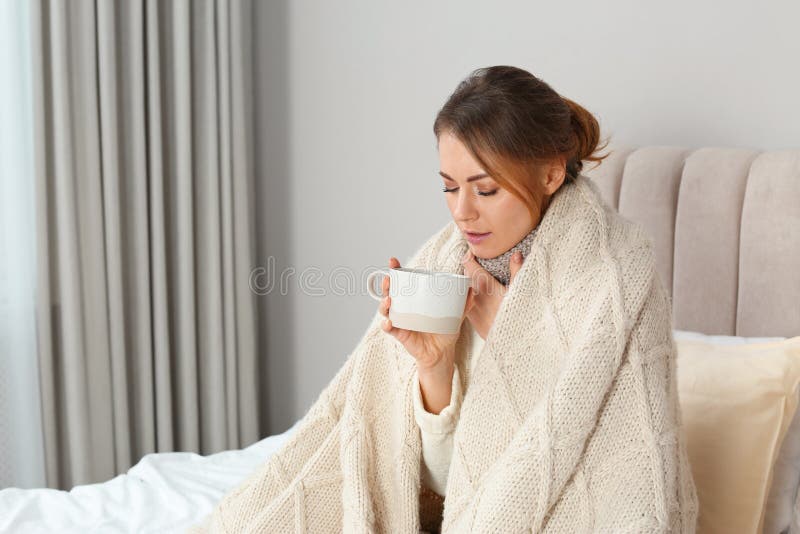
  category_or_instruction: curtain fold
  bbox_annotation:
[30,0,259,490]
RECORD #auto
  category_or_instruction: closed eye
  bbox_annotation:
[442,187,499,197]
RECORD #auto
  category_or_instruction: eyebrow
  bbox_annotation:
[438,171,491,183]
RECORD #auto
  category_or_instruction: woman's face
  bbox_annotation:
[437,132,541,259]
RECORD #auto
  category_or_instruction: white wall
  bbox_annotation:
[253,0,800,433]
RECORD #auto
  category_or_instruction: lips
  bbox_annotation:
[464,230,491,244]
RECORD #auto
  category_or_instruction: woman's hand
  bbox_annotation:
[461,249,524,340]
[378,257,474,369]
[378,256,474,413]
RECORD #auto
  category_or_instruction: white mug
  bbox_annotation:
[367,267,471,335]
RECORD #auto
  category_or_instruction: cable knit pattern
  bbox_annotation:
[416,225,533,498]
[188,175,698,533]
[413,328,485,497]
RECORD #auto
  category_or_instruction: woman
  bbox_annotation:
[191,66,698,533]
[379,66,611,519]
[379,66,698,533]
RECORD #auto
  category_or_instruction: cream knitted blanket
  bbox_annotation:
[191,175,698,533]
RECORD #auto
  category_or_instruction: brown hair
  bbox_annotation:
[433,65,609,221]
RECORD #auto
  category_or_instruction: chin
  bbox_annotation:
[468,243,494,259]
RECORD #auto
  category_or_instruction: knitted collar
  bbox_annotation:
[474,224,538,286]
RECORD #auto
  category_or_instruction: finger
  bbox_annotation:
[382,257,401,296]
[508,251,523,284]
[382,259,391,295]
[381,317,393,333]
[462,251,501,295]
[380,295,390,317]
[464,286,475,314]
[381,317,409,344]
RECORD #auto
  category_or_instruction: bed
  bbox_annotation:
[0,425,298,533]
[1,145,798,533]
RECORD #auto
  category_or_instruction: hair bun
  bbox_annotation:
[562,96,609,179]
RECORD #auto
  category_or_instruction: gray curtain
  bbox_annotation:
[30,0,259,489]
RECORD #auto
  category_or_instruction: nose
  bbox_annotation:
[452,190,479,222]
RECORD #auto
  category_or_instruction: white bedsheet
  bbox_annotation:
[0,424,296,533]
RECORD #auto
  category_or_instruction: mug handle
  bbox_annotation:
[366,268,390,301]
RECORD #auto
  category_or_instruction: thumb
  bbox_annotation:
[508,251,524,285]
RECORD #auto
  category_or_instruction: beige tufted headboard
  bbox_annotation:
[583,146,800,338]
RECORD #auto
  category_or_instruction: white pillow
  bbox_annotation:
[673,329,799,534]
[673,329,785,346]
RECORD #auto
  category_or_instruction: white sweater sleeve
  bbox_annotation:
[412,365,463,497]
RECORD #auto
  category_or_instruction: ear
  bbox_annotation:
[542,157,567,195]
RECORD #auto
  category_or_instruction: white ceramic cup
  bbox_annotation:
[367,267,471,335]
